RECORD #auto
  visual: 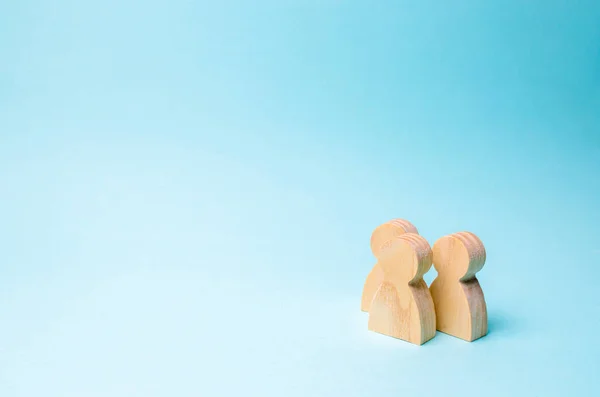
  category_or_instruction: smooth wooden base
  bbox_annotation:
[368,279,436,345]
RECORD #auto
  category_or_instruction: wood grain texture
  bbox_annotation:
[361,219,418,312]
[430,231,488,342]
[367,233,436,345]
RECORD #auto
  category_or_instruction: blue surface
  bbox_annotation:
[1,1,599,396]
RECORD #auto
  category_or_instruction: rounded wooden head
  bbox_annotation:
[370,219,418,257]
[377,233,432,284]
[432,231,486,280]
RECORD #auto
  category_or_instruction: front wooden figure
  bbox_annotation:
[361,219,419,312]
[367,234,436,345]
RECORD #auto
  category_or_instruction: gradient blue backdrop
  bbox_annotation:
[1,1,599,396]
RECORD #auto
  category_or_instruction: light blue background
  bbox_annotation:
[1,1,599,396]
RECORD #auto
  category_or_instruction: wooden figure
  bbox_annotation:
[367,233,436,345]
[430,231,487,342]
[361,219,418,312]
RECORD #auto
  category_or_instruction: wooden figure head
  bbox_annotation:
[370,219,418,257]
[378,233,433,286]
[432,231,486,282]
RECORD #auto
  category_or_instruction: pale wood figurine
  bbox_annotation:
[361,219,418,312]
[367,233,436,345]
[430,232,487,342]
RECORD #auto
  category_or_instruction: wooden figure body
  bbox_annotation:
[367,233,436,345]
[361,219,418,312]
[430,232,487,342]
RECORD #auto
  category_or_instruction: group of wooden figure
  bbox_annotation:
[361,218,488,345]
